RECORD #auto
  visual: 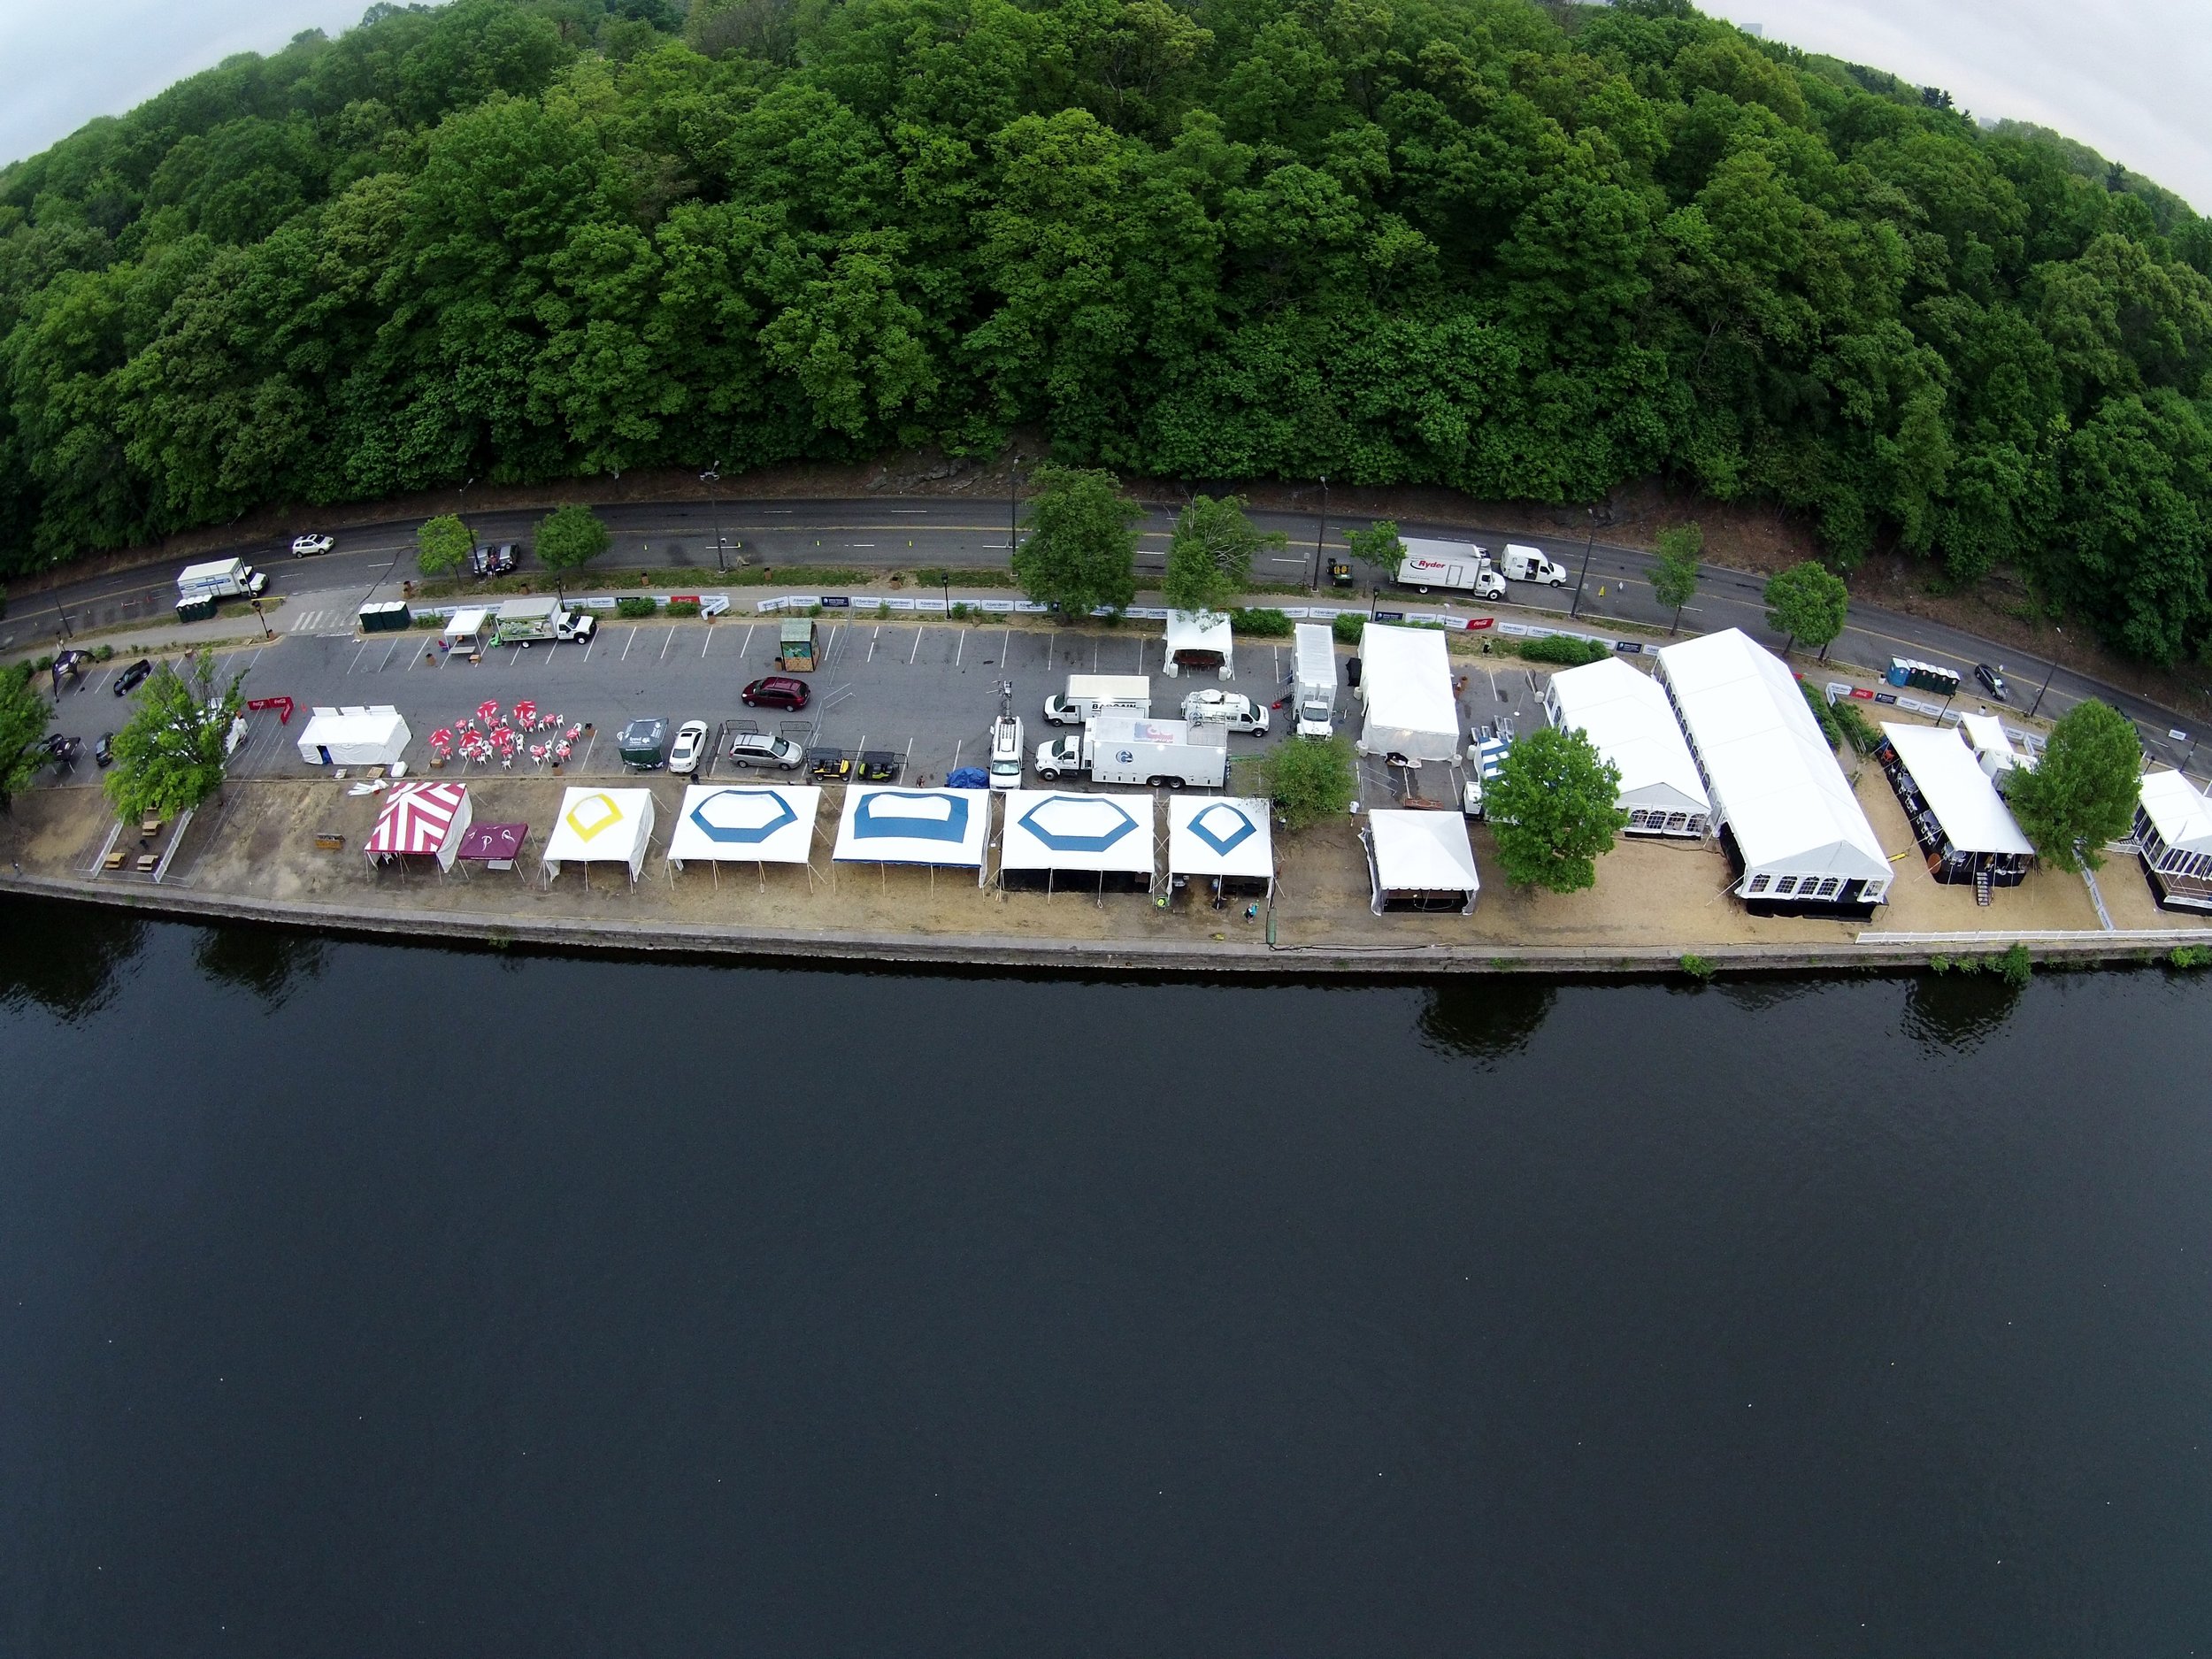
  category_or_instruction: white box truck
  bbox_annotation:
[177,557,268,603]
[1043,673,1149,726]
[1396,538,1505,598]
[1034,715,1227,788]
[491,596,595,645]
[1294,624,1338,738]
[1499,543,1569,587]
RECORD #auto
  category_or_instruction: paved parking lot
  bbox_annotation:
[33,618,1540,801]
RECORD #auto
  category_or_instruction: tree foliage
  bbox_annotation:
[102,651,242,822]
[534,503,611,580]
[1764,561,1851,657]
[1652,523,1702,634]
[2005,698,2142,870]
[1162,494,1281,615]
[1012,464,1138,615]
[1258,733,1354,831]
[0,664,52,811]
[1486,726,1630,892]
[416,513,472,577]
[1344,520,1405,582]
[1,0,2210,664]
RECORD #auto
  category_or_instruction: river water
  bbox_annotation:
[3,897,2208,1656]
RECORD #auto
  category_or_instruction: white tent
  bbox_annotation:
[1881,725,2032,856]
[1363,810,1480,914]
[1162,610,1233,680]
[1166,795,1275,899]
[296,706,410,766]
[1356,624,1459,761]
[363,780,472,872]
[2138,769,2212,859]
[834,786,991,882]
[665,784,822,872]
[1000,789,1156,892]
[1654,629,1891,910]
[442,607,492,652]
[1958,711,2028,778]
[1542,657,1709,836]
[541,786,656,885]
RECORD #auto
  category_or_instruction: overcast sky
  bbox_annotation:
[1,0,2205,212]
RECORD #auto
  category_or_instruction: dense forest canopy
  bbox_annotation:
[4,0,2211,662]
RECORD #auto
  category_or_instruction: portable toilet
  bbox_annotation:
[776,618,818,672]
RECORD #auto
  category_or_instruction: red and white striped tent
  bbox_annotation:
[364,781,472,872]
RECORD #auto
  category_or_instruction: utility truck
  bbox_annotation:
[1179,688,1270,735]
[491,596,595,646]
[1499,543,1569,586]
[1034,715,1227,789]
[1293,624,1338,738]
[988,680,1025,791]
[1396,538,1506,598]
[1043,674,1149,726]
[177,557,267,603]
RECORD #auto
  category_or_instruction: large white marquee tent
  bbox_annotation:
[1166,795,1275,899]
[1654,629,1892,912]
[999,790,1156,892]
[1356,624,1460,762]
[1541,657,1710,836]
[665,784,822,876]
[542,787,656,885]
[834,786,991,882]
[1878,723,2032,887]
[1363,809,1480,914]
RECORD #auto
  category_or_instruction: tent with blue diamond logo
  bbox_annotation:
[1167,795,1274,898]
[666,784,822,875]
[1000,790,1155,893]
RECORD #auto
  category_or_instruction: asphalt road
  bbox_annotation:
[10,494,2206,778]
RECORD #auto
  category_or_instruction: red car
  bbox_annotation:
[741,675,810,711]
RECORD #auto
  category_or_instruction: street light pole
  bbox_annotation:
[1310,476,1328,591]
[1569,504,1602,620]
[2028,628,2063,718]
[1009,454,1021,561]
[702,465,724,572]
[250,596,273,641]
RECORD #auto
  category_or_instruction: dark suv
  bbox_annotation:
[741,675,810,711]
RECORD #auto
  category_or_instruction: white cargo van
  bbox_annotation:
[1499,543,1569,586]
[1043,673,1149,726]
[1293,624,1337,738]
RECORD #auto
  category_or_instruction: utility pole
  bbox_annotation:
[1009,454,1022,560]
[702,465,724,572]
[1310,476,1328,591]
[2028,629,2063,718]
[1569,501,1610,620]
[250,596,273,641]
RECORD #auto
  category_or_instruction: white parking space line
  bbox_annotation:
[659,628,674,661]
[702,626,715,658]
[378,640,400,672]
[955,631,964,669]
[739,624,755,659]
[620,628,635,662]
[89,668,114,693]
[950,738,963,772]
[581,628,599,663]
[867,627,879,663]
[1000,627,1009,664]
[909,628,923,664]
[348,641,373,674]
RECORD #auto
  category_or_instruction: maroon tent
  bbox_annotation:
[452,821,527,872]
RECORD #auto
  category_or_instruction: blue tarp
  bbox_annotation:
[945,766,988,789]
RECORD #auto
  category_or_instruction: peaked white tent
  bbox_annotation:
[999,789,1155,893]
[1363,809,1480,914]
[1356,624,1459,761]
[834,786,991,883]
[1162,610,1233,680]
[297,706,410,766]
[1878,723,2033,888]
[1542,657,1710,836]
[1167,795,1275,900]
[541,787,656,885]
[2135,769,2212,910]
[1959,712,2028,779]
[665,784,821,875]
[364,780,472,872]
[1654,629,1891,911]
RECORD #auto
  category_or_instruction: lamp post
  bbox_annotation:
[1569,503,1605,620]
[702,465,725,572]
[2028,628,2063,718]
[1009,454,1022,560]
[1310,476,1329,591]
[250,595,273,641]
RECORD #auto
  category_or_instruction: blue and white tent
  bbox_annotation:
[1167,795,1274,899]
[834,785,992,881]
[999,789,1156,893]
[666,784,822,874]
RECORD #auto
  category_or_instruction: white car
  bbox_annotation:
[1179,688,1271,735]
[668,719,710,776]
[290,533,335,557]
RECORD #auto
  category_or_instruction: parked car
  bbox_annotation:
[741,675,810,711]
[668,719,710,776]
[1974,663,2008,702]
[93,732,114,768]
[470,543,518,579]
[728,732,805,770]
[113,658,153,695]
[290,533,335,557]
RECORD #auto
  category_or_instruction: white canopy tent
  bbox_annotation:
[1879,722,2033,889]
[1542,657,1710,836]
[998,789,1156,894]
[1356,624,1459,761]
[442,607,493,652]
[363,780,472,872]
[1166,795,1275,900]
[1162,610,1234,680]
[665,784,822,883]
[834,787,991,885]
[541,787,656,886]
[296,707,410,767]
[1654,629,1891,911]
[1958,712,2028,778]
[1363,809,1480,914]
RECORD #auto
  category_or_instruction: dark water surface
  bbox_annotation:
[4,898,2210,1657]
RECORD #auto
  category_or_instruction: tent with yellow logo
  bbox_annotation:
[541,786,657,886]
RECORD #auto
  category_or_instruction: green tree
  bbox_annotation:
[1485,726,1631,893]
[1012,465,1139,617]
[103,652,242,823]
[0,664,54,813]
[1763,562,1851,659]
[1256,733,1354,831]
[1162,494,1281,616]
[416,513,472,579]
[2004,698,2142,870]
[1651,523,1702,635]
[1344,520,1405,583]
[534,504,612,591]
